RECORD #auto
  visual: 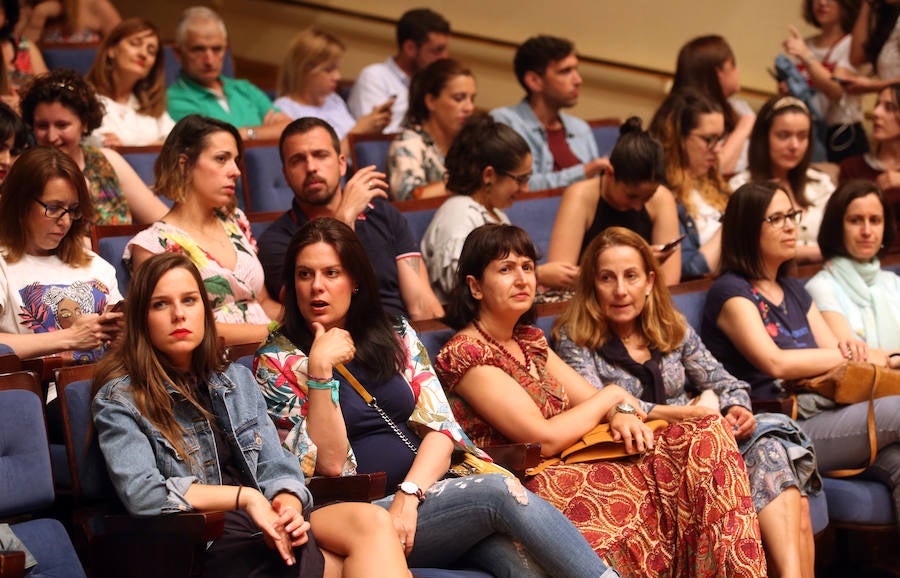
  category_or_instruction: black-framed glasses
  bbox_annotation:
[691,132,726,151]
[33,198,83,221]
[502,171,532,185]
[763,210,802,229]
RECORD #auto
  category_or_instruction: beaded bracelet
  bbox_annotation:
[307,378,340,405]
[306,373,333,383]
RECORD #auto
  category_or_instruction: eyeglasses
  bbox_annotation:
[502,171,532,185]
[691,132,726,150]
[763,210,802,229]
[33,198,83,221]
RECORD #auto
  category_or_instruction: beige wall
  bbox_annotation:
[115,0,828,122]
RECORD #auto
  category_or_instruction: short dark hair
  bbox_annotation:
[279,116,341,164]
[818,180,895,260]
[20,69,105,134]
[279,217,406,383]
[396,8,450,48]
[609,117,666,185]
[445,113,531,195]
[803,0,860,33]
[720,181,795,279]
[444,224,538,330]
[404,58,473,127]
[513,35,574,95]
[748,96,814,208]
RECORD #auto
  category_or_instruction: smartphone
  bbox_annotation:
[109,300,126,313]
[660,235,687,253]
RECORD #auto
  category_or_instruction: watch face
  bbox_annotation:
[617,403,636,414]
[399,481,419,494]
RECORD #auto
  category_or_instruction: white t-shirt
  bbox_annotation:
[89,94,176,147]
[0,250,122,361]
[347,57,409,134]
[420,196,509,302]
[273,93,356,140]
[728,98,754,174]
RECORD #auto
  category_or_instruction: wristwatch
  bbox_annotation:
[397,481,426,503]
[614,403,637,416]
[246,127,258,140]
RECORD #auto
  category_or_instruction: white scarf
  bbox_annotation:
[826,257,900,350]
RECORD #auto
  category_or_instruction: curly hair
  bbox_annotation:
[21,69,105,134]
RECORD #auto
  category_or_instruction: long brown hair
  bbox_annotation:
[0,146,93,266]
[552,227,686,352]
[93,253,222,471]
[86,18,167,118]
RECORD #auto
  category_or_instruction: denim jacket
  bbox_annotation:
[491,99,599,190]
[92,363,312,517]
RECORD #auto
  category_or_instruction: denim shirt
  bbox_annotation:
[92,363,312,517]
[491,99,599,191]
[678,202,711,278]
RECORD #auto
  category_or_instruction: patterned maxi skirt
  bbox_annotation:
[525,415,767,577]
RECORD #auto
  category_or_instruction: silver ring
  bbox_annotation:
[367,180,373,188]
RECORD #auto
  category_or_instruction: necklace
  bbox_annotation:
[473,320,531,374]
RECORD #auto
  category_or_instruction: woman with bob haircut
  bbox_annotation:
[92,252,411,578]
[387,58,475,200]
[701,181,900,529]
[805,180,899,354]
[671,34,755,174]
[20,69,167,225]
[0,146,122,360]
[255,217,617,578]
[421,113,581,299]
[548,117,682,285]
[650,89,730,277]
[125,115,281,345]
[275,27,392,157]
[435,223,766,577]
[554,226,819,578]
[85,18,175,147]
[729,96,834,263]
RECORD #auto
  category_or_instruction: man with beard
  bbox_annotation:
[492,35,609,191]
[258,117,444,320]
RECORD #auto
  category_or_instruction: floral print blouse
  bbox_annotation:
[254,318,490,478]
[124,208,270,324]
[83,145,131,225]
[387,125,446,201]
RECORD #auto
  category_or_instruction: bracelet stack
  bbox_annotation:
[307,374,340,405]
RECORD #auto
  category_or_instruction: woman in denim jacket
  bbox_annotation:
[92,252,410,578]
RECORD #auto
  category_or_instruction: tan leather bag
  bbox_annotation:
[525,419,669,476]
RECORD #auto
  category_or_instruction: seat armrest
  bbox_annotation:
[752,396,797,418]
[485,443,542,476]
[0,551,25,578]
[307,472,387,503]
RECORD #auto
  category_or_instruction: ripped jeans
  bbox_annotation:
[373,473,616,578]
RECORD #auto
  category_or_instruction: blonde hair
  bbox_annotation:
[277,27,345,98]
[552,227,686,352]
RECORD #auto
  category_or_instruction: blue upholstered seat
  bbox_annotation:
[403,207,440,246]
[95,233,135,297]
[822,477,894,526]
[588,120,620,157]
[349,134,398,175]
[0,384,86,577]
[506,195,563,263]
[41,44,97,76]
[120,149,159,187]
[243,144,293,213]
[671,290,707,332]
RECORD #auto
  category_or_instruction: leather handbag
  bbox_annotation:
[785,362,900,477]
[525,419,669,477]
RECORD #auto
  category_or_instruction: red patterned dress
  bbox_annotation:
[435,325,766,578]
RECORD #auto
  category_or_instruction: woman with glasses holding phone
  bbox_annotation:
[0,146,123,360]
[701,181,900,529]
[651,89,731,278]
[421,113,579,301]
[728,96,835,263]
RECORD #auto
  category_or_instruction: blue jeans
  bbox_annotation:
[373,473,616,578]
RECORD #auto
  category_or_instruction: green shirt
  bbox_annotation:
[167,73,276,127]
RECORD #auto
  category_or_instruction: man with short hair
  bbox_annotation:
[258,118,444,321]
[492,35,608,190]
[167,6,290,140]
[348,8,450,134]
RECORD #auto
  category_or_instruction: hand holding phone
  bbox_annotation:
[660,235,687,253]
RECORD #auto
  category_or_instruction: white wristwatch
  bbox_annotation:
[614,402,637,416]
[397,481,426,503]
